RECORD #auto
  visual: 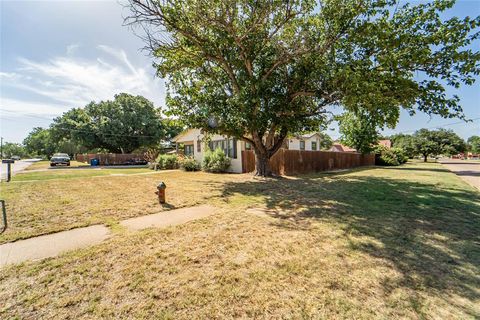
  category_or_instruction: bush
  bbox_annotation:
[202,148,231,173]
[180,156,200,171]
[374,145,407,166]
[155,154,179,170]
[391,147,408,164]
[376,149,400,166]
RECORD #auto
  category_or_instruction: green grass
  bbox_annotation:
[24,160,90,171]
[0,162,479,319]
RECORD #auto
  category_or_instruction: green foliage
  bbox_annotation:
[390,134,417,158]
[374,145,406,166]
[391,147,408,164]
[23,127,57,158]
[337,109,384,154]
[1,142,29,159]
[180,156,200,171]
[413,128,466,161]
[467,136,480,153]
[51,93,165,154]
[202,148,231,173]
[156,154,179,170]
[127,0,480,176]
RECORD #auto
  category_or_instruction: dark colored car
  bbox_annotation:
[50,153,71,167]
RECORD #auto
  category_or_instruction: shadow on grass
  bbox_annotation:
[222,169,480,316]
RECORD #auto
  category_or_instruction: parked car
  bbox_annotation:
[11,155,21,160]
[50,153,71,167]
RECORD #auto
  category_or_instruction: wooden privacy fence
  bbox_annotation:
[75,153,146,166]
[241,149,375,175]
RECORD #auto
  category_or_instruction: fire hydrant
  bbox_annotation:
[155,182,167,204]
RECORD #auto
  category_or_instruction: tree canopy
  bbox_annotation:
[412,128,466,161]
[127,0,480,175]
[467,135,480,153]
[337,108,390,154]
[51,93,165,154]
[23,127,58,158]
[390,133,417,158]
[1,142,29,159]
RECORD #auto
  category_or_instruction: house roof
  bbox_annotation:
[291,132,326,140]
[172,128,199,142]
[378,139,392,148]
[330,143,357,152]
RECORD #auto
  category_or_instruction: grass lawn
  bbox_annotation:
[1,162,479,319]
[24,160,90,171]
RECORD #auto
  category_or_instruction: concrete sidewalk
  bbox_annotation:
[0,205,216,267]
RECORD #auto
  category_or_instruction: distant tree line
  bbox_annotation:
[2,93,183,159]
[337,108,474,162]
[390,129,470,162]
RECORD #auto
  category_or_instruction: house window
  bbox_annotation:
[185,144,194,156]
[197,139,201,153]
[311,141,317,151]
[300,140,305,150]
[208,138,237,158]
[228,138,237,158]
[245,142,252,150]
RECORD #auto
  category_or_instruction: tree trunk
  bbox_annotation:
[423,154,428,162]
[254,149,273,177]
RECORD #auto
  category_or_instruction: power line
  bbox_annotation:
[1,109,161,138]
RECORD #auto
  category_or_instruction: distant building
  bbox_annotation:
[285,132,329,151]
[329,143,357,153]
[378,139,392,148]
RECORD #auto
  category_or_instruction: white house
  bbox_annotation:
[173,129,333,173]
[286,132,328,151]
[173,128,246,173]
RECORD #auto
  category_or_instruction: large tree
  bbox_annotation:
[127,0,479,176]
[413,128,466,162]
[51,93,165,153]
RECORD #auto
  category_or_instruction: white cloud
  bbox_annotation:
[0,97,65,117]
[66,44,80,55]
[2,45,165,115]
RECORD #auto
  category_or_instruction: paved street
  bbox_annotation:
[439,159,480,190]
[0,159,40,181]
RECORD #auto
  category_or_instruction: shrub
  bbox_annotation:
[202,148,231,173]
[155,154,179,170]
[391,147,408,164]
[180,156,200,171]
[374,145,407,166]
[376,149,400,166]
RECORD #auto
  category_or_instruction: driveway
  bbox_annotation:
[439,159,480,190]
[0,159,40,181]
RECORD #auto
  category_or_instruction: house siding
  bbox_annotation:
[174,129,245,173]
[288,136,322,151]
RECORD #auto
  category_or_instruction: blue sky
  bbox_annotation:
[1,0,479,143]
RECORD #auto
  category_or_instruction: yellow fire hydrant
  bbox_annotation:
[155,182,167,204]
